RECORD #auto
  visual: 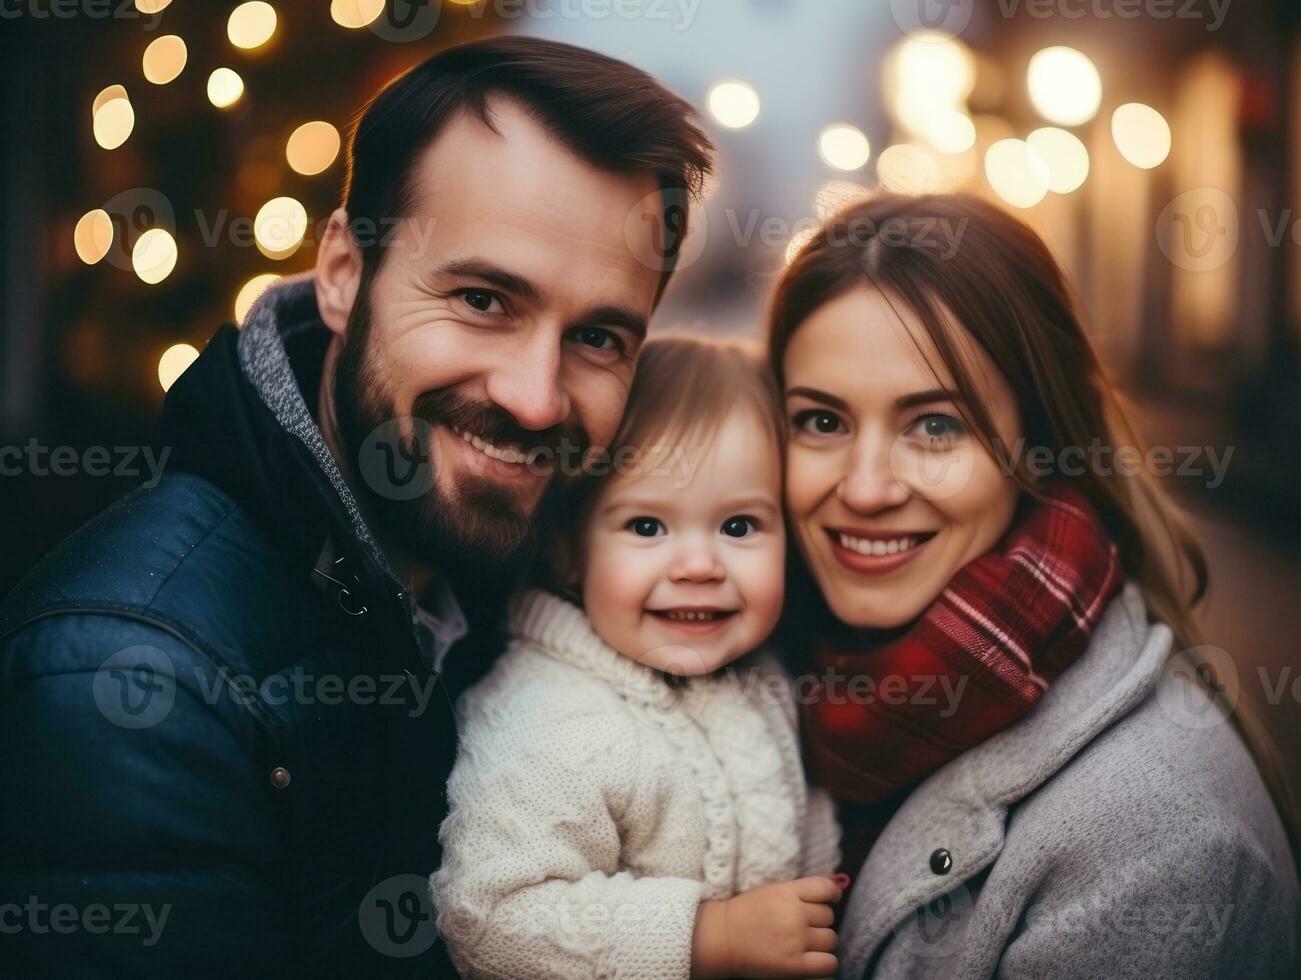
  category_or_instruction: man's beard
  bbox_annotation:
[330,284,586,584]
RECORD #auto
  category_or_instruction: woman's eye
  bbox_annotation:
[792,409,846,436]
[908,413,966,446]
[459,289,503,314]
[627,517,664,537]
[720,516,757,538]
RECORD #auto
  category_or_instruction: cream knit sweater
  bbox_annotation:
[430,589,841,980]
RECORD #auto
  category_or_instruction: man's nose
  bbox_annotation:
[484,331,571,432]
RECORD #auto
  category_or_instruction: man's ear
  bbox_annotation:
[315,207,361,337]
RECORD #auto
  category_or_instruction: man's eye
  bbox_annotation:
[721,516,757,538]
[459,289,502,314]
[627,517,664,537]
[574,326,620,352]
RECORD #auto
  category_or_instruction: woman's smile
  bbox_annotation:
[823,527,937,575]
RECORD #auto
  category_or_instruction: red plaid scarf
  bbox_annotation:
[803,484,1122,806]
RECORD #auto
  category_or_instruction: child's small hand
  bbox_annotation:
[690,874,846,978]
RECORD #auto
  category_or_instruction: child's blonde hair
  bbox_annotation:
[612,334,784,465]
[541,333,785,598]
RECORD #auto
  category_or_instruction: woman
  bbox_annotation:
[769,192,1298,978]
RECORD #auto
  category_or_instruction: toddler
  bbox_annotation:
[431,336,842,979]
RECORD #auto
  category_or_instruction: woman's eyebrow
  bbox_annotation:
[786,386,964,411]
[895,388,964,409]
[785,386,850,411]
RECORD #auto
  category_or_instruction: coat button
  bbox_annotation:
[270,767,291,789]
[929,848,952,875]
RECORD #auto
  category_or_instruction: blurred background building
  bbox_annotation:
[1,0,1297,795]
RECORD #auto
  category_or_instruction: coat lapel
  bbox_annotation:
[838,583,1174,977]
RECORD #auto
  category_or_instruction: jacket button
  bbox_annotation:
[929,848,952,875]
[270,767,291,789]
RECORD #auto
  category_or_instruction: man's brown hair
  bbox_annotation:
[342,35,714,304]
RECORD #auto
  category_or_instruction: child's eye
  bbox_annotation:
[627,517,664,537]
[720,515,758,538]
[791,408,847,437]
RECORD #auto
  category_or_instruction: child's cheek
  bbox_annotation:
[582,539,647,653]
[748,541,788,642]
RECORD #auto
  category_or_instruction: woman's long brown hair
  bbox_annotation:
[768,191,1296,846]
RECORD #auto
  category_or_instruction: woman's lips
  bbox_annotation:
[824,527,936,575]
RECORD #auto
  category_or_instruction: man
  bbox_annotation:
[0,36,711,977]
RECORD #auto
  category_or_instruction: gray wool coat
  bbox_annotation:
[837,583,1298,979]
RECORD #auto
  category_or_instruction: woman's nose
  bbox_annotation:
[837,432,910,514]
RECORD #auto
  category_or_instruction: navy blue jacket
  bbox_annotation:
[0,278,506,977]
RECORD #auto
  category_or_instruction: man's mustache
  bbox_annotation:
[411,389,588,463]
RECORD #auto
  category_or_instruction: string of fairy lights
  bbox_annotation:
[73,4,1174,393]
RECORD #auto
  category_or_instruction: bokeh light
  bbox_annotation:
[142,35,187,85]
[74,209,114,265]
[228,2,278,51]
[1027,46,1101,126]
[920,108,976,155]
[785,226,819,266]
[1027,127,1090,193]
[135,0,172,13]
[984,138,1050,208]
[888,32,976,111]
[706,79,761,129]
[329,0,384,28]
[254,196,309,259]
[132,228,178,284]
[1111,102,1172,169]
[877,144,943,195]
[234,274,281,325]
[92,84,128,116]
[814,180,872,220]
[158,343,199,392]
[92,98,134,150]
[885,32,977,151]
[818,124,871,171]
[207,68,244,109]
[286,121,341,176]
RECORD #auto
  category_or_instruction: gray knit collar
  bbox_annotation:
[234,271,396,584]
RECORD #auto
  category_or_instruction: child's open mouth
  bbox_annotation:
[646,607,738,631]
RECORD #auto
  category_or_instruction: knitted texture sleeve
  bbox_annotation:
[801,787,843,878]
[430,653,704,980]
[748,652,843,879]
